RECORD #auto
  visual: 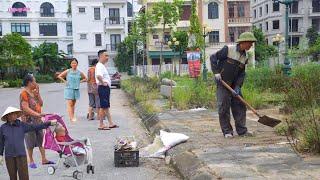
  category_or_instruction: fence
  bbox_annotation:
[134,64,189,77]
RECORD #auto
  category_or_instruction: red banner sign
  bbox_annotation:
[187,51,201,78]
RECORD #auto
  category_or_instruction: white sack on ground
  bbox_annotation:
[140,131,189,158]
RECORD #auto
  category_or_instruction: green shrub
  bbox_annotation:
[5,79,23,88]
[35,74,54,83]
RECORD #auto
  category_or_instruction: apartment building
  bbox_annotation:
[71,0,135,72]
[0,0,73,54]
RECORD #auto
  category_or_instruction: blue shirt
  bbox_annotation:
[66,69,81,90]
[0,119,50,157]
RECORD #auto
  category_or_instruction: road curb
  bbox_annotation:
[125,93,218,180]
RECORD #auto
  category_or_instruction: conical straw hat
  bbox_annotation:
[1,107,23,121]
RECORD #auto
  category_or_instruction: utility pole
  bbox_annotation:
[132,0,136,76]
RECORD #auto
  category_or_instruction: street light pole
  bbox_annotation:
[202,25,210,81]
[168,38,179,110]
[273,0,294,75]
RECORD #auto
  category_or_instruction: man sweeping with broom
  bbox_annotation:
[210,32,257,138]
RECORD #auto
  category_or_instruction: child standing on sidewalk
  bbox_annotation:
[0,107,56,180]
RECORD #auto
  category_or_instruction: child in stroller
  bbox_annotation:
[43,114,94,180]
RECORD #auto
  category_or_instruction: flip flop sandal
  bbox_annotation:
[98,126,111,130]
[42,161,55,165]
[29,163,37,169]
[109,125,119,129]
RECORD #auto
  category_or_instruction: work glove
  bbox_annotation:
[0,155,3,165]
[232,86,241,97]
[214,73,222,83]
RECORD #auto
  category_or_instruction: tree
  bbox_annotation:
[170,30,188,75]
[306,27,320,61]
[308,37,320,61]
[0,33,34,79]
[151,0,183,74]
[306,27,319,47]
[189,0,203,50]
[252,26,277,65]
[32,42,68,75]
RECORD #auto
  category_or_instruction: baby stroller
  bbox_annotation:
[43,114,94,180]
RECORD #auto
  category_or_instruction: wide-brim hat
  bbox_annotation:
[1,107,23,121]
[236,32,257,43]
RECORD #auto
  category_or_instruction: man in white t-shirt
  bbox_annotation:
[95,50,118,130]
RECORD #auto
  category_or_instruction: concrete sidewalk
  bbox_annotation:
[144,109,320,179]
[0,83,179,180]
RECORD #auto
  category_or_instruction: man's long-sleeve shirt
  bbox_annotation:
[0,119,51,157]
[210,45,247,88]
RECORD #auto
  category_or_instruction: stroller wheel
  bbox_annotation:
[86,165,90,174]
[91,166,95,174]
[47,166,55,175]
[73,170,83,180]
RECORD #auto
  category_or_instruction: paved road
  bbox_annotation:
[0,83,179,180]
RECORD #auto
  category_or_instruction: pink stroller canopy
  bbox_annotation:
[43,114,82,155]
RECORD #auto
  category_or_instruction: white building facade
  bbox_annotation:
[252,0,320,46]
[71,0,134,72]
[0,0,73,54]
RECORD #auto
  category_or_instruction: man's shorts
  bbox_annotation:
[98,85,110,108]
[88,93,100,108]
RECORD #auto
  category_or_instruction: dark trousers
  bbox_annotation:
[216,84,247,135]
[5,156,29,180]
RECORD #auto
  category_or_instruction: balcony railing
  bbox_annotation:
[106,44,120,52]
[105,17,125,25]
[228,17,251,24]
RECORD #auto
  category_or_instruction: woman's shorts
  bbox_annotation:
[98,85,110,108]
[64,88,80,100]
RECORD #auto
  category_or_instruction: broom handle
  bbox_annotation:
[220,80,261,118]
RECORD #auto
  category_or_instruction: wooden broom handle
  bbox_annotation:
[220,80,261,118]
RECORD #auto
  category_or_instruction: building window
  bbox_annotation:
[254,10,256,19]
[79,7,85,13]
[273,2,279,12]
[94,8,101,20]
[228,3,234,18]
[128,22,132,33]
[181,5,191,20]
[66,22,72,36]
[164,33,171,44]
[290,36,300,47]
[39,23,57,36]
[238,3,245,17]
[110,34,121,51]
[229,31,235,42]
[290,1,299,14]
[0,24,2,36]
[11,23,30,36]
[208,2,219,19]
[40,2,54,17]
[127,2,133,17]
[67,44,73,55]
[208,31,219,43]
[259,24,263,29]
[95,34,102,46]
[273,20,280,30]
[266,4,269,14]
[80,33,87,39]
[12,2,27,17]
[259,7,262,17]
[312,19,320,31]
[266,21,269,31]
[109,8,120,24]
[312,0,320,13]
[289,19,299,32]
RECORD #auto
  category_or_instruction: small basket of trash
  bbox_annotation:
[114,136,139,167]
